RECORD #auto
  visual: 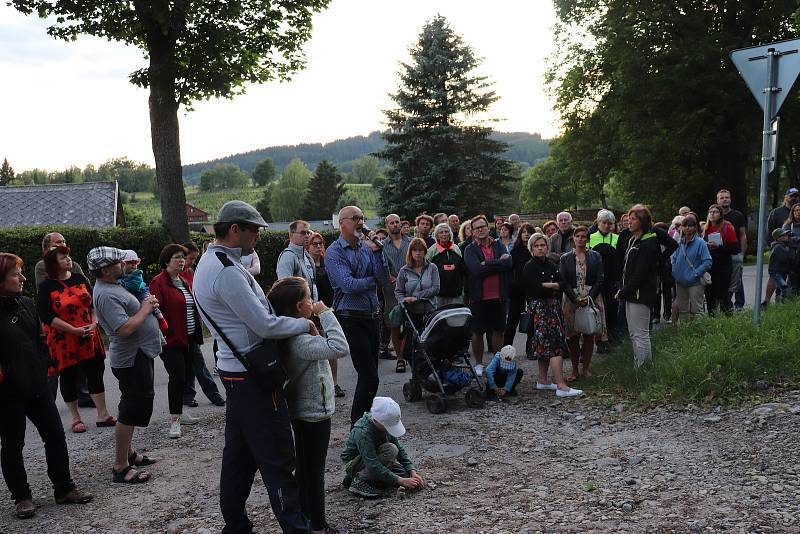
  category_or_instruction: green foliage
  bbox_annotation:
[301,160,345,220]
[376,15,515,220]
[97,157,156,192]
[270,158,312,221]
[49,166,83,184]
[255,183,275,223]
[520,141,587,212]
[342,184,378,212]
[547,0,799,219]
[348,156,384,184]
[10,168,48,186]
[252,158,277,186]
[591,302,800,404]
[199,163,251,191]
[0,158,15,186]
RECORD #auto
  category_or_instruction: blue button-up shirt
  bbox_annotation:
[325,235,389,313]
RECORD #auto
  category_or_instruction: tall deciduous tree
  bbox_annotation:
[546,0,798,218]
[12,0,330,241]
[270,158,312,221]
[0,158,14,186]
[301,160,345,219]
[252,158,277,186]
[349,156,384,184]
[376,15,514,220]
[255,183,275,223]
[199,163,251,191]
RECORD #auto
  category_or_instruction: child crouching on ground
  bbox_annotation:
[485,345,524,400]
[342,397,425,498]
[118,250,168,332]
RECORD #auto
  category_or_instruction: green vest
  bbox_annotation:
[588,231,618,250]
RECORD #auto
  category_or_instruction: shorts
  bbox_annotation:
[111,350,156,428]
[469,299,506,335]
[382,284,399,325]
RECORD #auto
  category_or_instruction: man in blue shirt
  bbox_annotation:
[326,205,389,426]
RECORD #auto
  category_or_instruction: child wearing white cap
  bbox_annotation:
[341,397,425,498]
[485,345,524,399]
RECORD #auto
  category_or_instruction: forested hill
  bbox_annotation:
[182,131,550,184]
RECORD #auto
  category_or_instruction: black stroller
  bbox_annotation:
[399,302,485,414]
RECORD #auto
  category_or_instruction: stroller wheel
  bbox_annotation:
[403,381,423,402]
[465,386,485,409]
[425,394,447,414]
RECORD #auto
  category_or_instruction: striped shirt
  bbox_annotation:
[171,276,197,335]
[382,235,411,278]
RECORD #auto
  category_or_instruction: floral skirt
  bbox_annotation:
[562,287,607,341]
[525,298,569,360]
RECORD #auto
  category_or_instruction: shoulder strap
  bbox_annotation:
[682,240,699,272]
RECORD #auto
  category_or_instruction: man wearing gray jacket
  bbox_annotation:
[276,220,318,302]
[193,200,314,534]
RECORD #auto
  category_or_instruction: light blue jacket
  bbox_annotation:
[485,353,518,391]
[671,236,712,287]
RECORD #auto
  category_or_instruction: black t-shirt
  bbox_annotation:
[723,208,746,232]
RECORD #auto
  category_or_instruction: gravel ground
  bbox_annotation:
[2,345,799,534]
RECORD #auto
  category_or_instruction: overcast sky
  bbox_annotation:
[0,1,558,172]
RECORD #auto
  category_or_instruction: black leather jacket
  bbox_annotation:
[0,295,52,398]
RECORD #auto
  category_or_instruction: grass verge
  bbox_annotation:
[589,301,800,405]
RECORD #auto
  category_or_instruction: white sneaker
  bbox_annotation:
[556,387,583,398]
[180,413,199,425]
[474,364,484,377]
[168,420,181,439]
[536,382,558,391]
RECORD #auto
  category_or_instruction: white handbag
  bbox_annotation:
[574,296,602,335]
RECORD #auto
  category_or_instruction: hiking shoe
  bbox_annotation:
[183,398,199,408]
[556,387,583,398]
[55,488,93,505]
[14,499,35,519]
[168,420,182,439]
[348,477,381,499]
[334,384,346,398]
[180,413,199,425]
[209,395,226,407]
[379,350,396,360]
[474,364,484,377]
[342,474,353,489]
[536,382,558,391]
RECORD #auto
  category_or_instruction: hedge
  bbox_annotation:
[0,225,340,298]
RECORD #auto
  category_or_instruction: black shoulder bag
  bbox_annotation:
[194,297,286,391]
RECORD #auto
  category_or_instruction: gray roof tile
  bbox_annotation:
[0,181,119,228]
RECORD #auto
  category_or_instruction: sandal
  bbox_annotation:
[96,416,117,427]
[565,374,577,383]
[71,420,87,433]
[112,465,151,484]
[128,451,157,467]
[395,360,407,373]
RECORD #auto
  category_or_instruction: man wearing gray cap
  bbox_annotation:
[90,246,162,484]
[193,200,313,533]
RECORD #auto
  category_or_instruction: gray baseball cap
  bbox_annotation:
[216,200,269,227]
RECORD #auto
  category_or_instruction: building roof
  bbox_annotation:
[0,181,122,228]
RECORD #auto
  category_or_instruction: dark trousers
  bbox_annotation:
[339,316,379,426]
[503,292,526,346]
[0,390,75,501]
[490,368,524,393]
[602,285,619,342]
[48,369,92,404]
[183,343,222,403]
[59,357,106,403]
[291,418,331,531]
[218,372,309,534]
[706,263,733,315]
[401,312,425,365]
[652,273,674,321]
[160,346,194,415]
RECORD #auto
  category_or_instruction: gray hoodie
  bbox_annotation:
[282,310,349,421]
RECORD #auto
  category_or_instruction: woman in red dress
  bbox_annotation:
[36,246,115,433]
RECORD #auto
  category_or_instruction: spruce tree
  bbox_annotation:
[301,160,345,220]
[0,158,14,186]
[376,15,514,220]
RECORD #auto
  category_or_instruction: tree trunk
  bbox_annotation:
[141,5,189,242]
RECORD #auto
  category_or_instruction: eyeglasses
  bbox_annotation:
[310,242,323,247]
[171,255,186,261]
[343,215,364,222]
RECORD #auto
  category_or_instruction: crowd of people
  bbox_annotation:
[1,187,798,532]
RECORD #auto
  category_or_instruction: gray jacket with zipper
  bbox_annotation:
[281,310,350,421]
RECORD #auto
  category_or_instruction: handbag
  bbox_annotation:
[194,298,286,390]
[682,242,711,286]
[518,305,532,333]
[388,274,422,327]
[573,296,602,335]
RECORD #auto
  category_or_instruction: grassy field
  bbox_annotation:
[125,183,378,224]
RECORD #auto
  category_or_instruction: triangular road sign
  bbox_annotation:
[730,38,800,118]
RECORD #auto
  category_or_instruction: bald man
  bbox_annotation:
[325,206,390,425]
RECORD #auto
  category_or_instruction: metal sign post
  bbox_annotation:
[730,39,800,326]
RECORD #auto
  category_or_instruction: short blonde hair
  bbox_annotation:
[527,232,550,252]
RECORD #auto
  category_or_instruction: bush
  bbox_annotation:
[0,225,339,298]
[592,302,800,404]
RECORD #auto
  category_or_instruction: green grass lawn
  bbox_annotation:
[588,300,800,405]
[125,183,378,224]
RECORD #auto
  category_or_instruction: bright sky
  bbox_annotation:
[0,1,558,172]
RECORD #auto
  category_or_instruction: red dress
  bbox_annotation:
[36,273,105,376]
